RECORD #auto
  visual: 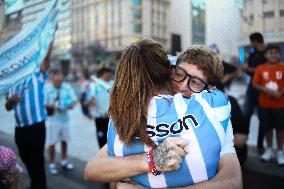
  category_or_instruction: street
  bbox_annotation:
[1,80,284,189]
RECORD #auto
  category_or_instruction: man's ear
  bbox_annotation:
[209,85,216,90]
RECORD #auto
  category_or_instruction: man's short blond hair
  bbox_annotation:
[177,45,223,84]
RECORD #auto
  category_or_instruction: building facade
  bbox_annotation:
[22,0,71,58]
[71,0,170,51]
[241,0,284,45]
[206,0,242,61]
[0,0,22,45]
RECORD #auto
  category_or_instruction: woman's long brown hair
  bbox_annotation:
[109,39,171,147]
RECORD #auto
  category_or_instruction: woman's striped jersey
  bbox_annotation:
[107,89,234,188]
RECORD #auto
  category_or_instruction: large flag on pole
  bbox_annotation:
[0,0,59,94]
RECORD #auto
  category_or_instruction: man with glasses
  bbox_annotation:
[171,65,211,93]
[85,45,241,189]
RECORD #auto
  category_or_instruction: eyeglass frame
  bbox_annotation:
[170,65,211,93]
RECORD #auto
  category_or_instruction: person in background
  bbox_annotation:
[242,32,266,153]
[5,48,51,189]
[87,67,114,148]
[253,45,284,166]
[210,44,249,166]
[44,69,77,175]
[77,69,94,118]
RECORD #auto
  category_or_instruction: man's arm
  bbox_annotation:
[40,42,53,72]
[84,138,188,182]
[242,64,255,74]
[118,153,242,189]
[84,145,149,182]
[173,153,242,189]
[253,84,282,98]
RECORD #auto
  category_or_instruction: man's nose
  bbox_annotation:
[180,78,189,89]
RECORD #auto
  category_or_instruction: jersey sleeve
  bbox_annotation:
[43,84,51,105]
[68,84,77,102]
[200,90,235,155]
[34,68,48,83]
[220,121,236,156]
[203,90,231,128]
[107,119,116,156]
[86,84,95,101]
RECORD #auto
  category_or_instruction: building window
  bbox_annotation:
[280,28,284,36]
[248,14,254,26]
[133,23,142,33]
[280,10,284,17]
[132,0,142,5]
[132,9,142,19]
[263,11,274,18]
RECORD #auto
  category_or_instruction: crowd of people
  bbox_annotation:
[1,31,284,189]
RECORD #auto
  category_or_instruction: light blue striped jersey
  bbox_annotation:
[107,89,233,188]
[8,70,48,127]
[44,82,77,124]
[86,78,113,118]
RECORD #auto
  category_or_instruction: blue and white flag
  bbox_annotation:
[167,55,177,65]
[0,0,59,94]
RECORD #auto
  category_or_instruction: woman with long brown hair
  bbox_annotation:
[85,40,241,189]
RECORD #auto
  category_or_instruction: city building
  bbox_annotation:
[22,0,71,59]
[241,0,284,45]
[0,0,22,45]
[206,0,242,61]
[71,0,170,52]
[240,0,284,62]
[168,0,192,54]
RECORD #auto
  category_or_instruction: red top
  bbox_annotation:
[253,63,284,108]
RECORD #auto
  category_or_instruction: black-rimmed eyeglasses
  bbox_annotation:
[170,65,210,93]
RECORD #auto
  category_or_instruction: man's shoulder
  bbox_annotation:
[195,90,229,108]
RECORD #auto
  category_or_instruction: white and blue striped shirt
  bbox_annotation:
[8,70,48,127]
[107,89,235,188]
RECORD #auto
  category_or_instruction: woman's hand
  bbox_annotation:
[153,137,189,172]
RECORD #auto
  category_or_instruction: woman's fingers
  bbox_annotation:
[173,145,186,157]
[166,137,189,154]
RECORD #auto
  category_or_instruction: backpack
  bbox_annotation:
[80,82,91,117]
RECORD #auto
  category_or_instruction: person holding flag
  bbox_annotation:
[5,47,52,189]
[2,0,59,188]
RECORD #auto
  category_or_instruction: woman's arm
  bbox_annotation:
[84,145,149,182]
[84,138,188,182]
[174,153,242,189]
[116,153,242,189]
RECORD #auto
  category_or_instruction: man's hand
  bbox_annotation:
[5,94,21,111]
[234,134,248,148]
[262,88,282,99]
[40,41,54,72]
[10,94,21,103]
[241,64,255,74]
[153,137,188,172]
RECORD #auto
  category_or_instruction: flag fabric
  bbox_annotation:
[167,55,177,65]
[0,0,59,95]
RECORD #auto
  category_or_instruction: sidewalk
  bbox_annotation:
[0,131,107,189]
[243,147,284,189]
